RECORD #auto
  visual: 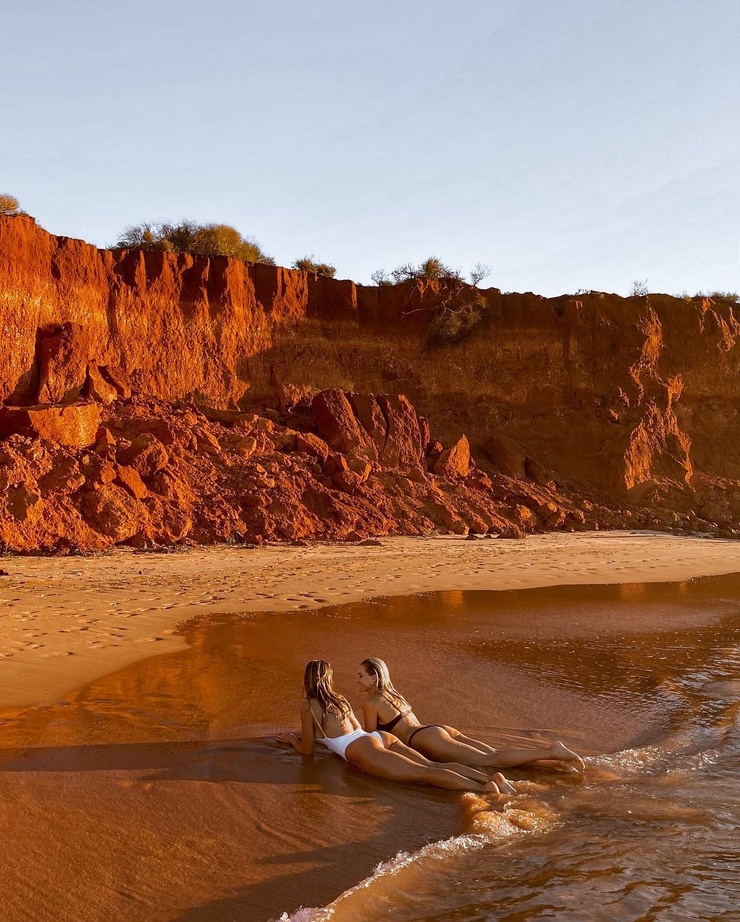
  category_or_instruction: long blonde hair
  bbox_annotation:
[360,657,410,711]
[303,660,351,722]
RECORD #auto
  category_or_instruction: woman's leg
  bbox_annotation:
[379,731,495,785]
[444,727,503,757]
[467,737,584,771]
[416,727,584,771]
[411,727,507,767]
[346,738,502,793]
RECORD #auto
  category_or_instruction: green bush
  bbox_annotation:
[115,220,275,264]
[292,256,336,277]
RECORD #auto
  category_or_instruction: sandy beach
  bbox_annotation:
[1,531,738,709]
[1,532,739,922]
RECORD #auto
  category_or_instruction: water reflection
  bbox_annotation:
[0,574,737,756]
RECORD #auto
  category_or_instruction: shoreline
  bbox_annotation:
[0,530,738,709]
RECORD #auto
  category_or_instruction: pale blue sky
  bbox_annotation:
[2,0,738,296]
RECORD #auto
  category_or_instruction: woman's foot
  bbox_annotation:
[551,740,585,771]
[482,780,501,794]
[491,771,516,794]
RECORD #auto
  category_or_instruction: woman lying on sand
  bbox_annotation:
[359,657,585,772]
[280,660,515,794]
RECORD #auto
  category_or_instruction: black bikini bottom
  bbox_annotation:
[407,725,444,747]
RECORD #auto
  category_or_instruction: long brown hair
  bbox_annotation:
[303,660,351,722]
[360,657,410,711]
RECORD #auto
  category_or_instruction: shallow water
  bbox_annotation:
[1,576,739,921]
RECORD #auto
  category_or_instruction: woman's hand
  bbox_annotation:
[277,731,304,752]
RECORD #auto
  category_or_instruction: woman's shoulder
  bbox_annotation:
[300,698,314,714]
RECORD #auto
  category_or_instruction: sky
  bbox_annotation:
[1,0,738,297]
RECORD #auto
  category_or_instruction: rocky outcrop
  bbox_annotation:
[0,386,736,554]
[0,391,609,552]
[1,214,739,550]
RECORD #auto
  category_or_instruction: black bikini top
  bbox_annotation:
[377,707,411,732]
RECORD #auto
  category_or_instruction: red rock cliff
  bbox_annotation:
[1,215,739,545]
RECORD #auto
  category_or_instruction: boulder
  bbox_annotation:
[511,504,540,531]
[95,426,117,456]
[348,393,387,456]
[117,433,169,479]
[80,455,117,486]
[235,436,258,458]
[84,364,119,404]
[122,417,179,446]
[38,457,85,496]
[312,390,376,460]
[426,440,444,462]
[0,403,102,448]
[530,498,566,528]
[115,464,148,500]
[323,453,350,476]
[35,322,90,404]
[377,395,426,469]
[433,435,471,479]
[348,458,372,483]
[82,484,141,541]
[98,364,133,399]
[332,470,364,494]
[6,484,42,521]
[194,427,221,453]
[294,431,330,463]
[483,435,527,478]
[525,458,556,488]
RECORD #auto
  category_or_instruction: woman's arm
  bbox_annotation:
[363,699,379,732]
[279,699,316,754]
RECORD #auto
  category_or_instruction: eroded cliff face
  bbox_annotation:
[1,215,738,551]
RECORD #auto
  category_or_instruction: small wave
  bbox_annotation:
[275,791,558,922]
[591,669,740,781]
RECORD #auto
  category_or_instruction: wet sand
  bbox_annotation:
[0,531,739,708]
[1,574,738,922]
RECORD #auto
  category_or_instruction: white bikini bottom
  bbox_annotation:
[320,728,383,761]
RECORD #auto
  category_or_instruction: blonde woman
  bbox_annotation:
[280,660,514,794]
[359,657,584,771]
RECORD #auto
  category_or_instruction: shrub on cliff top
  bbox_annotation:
[292,256,336,277]
[696,290,739,304]
[372,258,490,287]
[115,221,275,265]
[372,257,462,287]
[0,193,21,216]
